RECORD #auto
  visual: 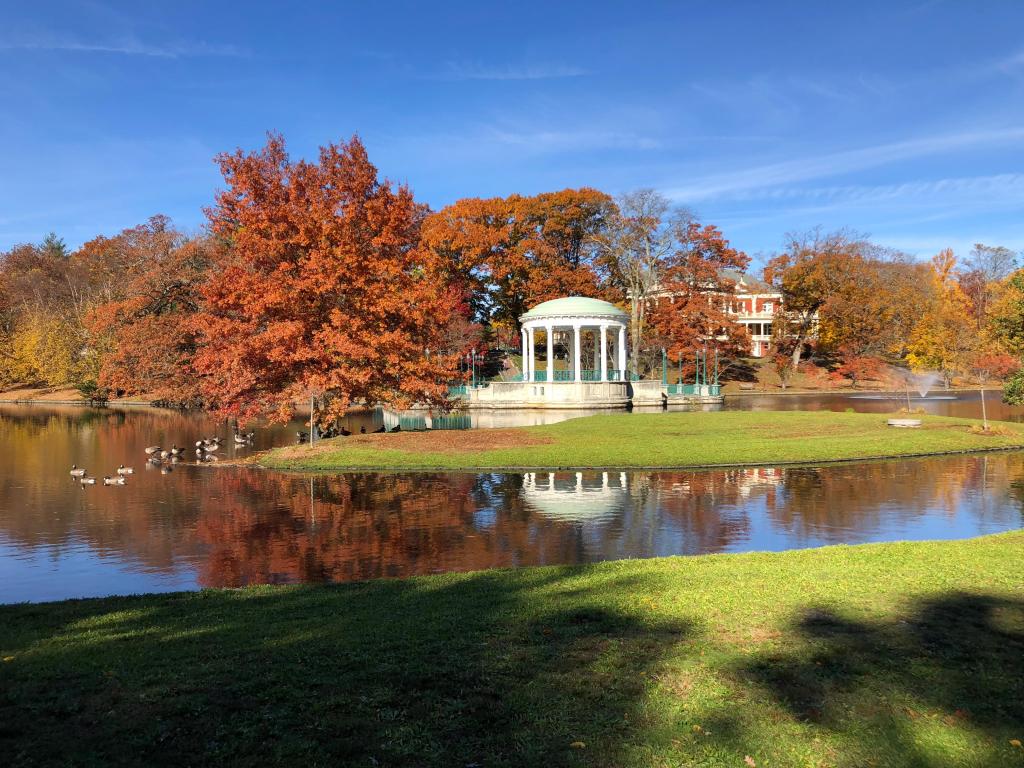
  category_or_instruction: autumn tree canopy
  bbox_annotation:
[85,216,214,403]
[648,220,750,371]
[421,188,615,326]
[190,133,462,423]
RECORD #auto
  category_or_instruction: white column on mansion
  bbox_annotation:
[573,325,582,382]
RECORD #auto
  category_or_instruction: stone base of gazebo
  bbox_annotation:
[465,381,630,410]
[461,380,724,410]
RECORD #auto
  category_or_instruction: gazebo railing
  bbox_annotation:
[667,383,722,396]
[514,369,635,382]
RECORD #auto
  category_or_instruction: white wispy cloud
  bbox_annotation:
[663,127,1024,202]
[727,173,1024,205]
[486,127,660,151]
[427,62,589,81]
[0,35,244,58]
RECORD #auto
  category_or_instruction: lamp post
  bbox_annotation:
[471,348,477,389]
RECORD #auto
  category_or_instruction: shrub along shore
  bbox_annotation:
[1,533,1022,766]
[259,410,1024,471]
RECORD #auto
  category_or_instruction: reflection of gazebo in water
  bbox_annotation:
[522,471,629,523]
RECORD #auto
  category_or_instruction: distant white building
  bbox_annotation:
[647,270,813,359]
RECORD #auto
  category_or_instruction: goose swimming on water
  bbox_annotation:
[80,476,96,485]
[116,465,134,475]
[145,445,161,455]
[103,476,126,486]
[70,465,87,477]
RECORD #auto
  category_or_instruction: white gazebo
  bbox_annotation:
[464,296,630,409]
[519,296,628,383]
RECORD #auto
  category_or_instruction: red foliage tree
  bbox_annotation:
[191,133,462,423]
[648,221,750,372]
[85,217,213,403]
[972,352,1020,380]
[832,353,886,388]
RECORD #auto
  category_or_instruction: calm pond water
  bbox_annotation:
[1,397,1023,603]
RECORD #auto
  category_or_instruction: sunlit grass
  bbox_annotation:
[261,410,1024,470]
[2,533,1022,766]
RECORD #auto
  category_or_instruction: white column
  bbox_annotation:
[592,328,599,374]
[545,323,554,382]
[521,328,528,380]
[600,324,608,381]
[573,324,582,382]
[618,326,626,382]
[527,326,535,381]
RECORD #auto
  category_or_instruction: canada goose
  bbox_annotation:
[202,443,219,452]
[116,465,134,475]
[103,476,126,486]
[360,426,367,434]
[340,427,352,437]
[390,425,402,433]
[144,446,162,455]
[160,450,170,460]
[170,445,183,456]
[195,440,204,448]
[80,476,96,485]
[373,425,386,433]
[233,434,249,444]
[70,465,87,477]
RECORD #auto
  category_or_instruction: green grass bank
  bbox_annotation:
[261,410,1024,471]
[2,533,1022,766]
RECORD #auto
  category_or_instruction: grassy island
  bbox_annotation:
[260,411,1024,471]
[2,533,1022,766]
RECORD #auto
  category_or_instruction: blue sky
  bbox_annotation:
[2,1,1023,268]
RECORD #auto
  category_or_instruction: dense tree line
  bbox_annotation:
[1,132,1021,419]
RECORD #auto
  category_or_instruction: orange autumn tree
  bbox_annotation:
[420,188,615,325]
[906,249,978,388]
[648,220,750,378]
[85,217,214,403]
[192,133,461,423]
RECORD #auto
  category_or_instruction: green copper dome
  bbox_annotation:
[520,296,627,321]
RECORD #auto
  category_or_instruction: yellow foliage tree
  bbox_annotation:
[906,249,978,387]
[0,312,88,388]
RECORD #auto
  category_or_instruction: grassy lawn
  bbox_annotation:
[1,533,1022,766]
[261,410,1024,471]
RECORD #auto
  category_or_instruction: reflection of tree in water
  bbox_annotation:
[767,456,1017,539]
[193,472,599,588]
[5,403,1024,596]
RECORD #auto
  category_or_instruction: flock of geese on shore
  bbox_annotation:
[69,430,257,486]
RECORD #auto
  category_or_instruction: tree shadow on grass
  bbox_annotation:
[734,592,1024,767]
[0,568,692,767]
